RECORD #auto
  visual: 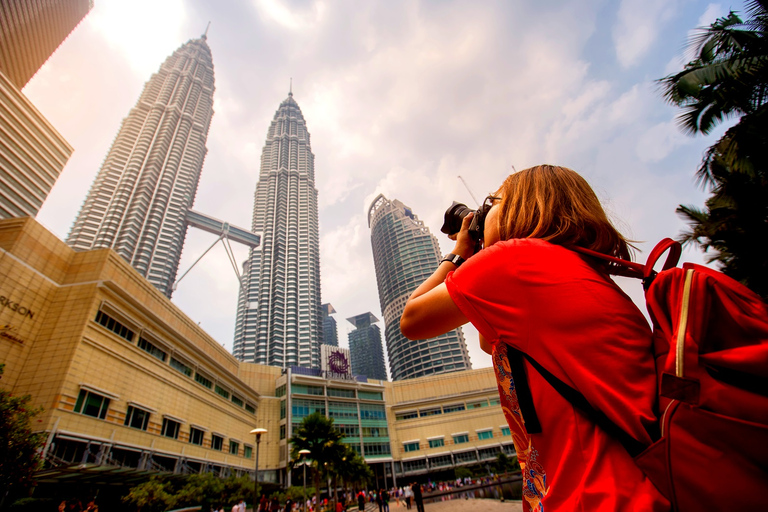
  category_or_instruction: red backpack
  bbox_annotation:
[510,239,768,511]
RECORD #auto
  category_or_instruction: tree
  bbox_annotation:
[658,0,768,298]
[121,477,174,512]
[289,412,344,509]
[0,364,45,507]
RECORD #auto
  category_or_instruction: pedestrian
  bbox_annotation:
[260,495,268,512]
[410,483,424,512]
[269,496,280,512]
[403,485,412,510]
[401,164,670,511]
[358,491,366,512]
[285,497,293,511]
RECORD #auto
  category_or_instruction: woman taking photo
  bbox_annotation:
[400,165,668,512]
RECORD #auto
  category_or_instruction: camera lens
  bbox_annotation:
[440,202,473,236]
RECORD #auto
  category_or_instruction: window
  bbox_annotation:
[443,404,465,414]
[124,406,150,430]
[359,403,386,420]
[276,384,286,397]
[477,430,494,440]
[361,427,387,438]
[95,311,134,342]
[403,442,420,452]
[501,427,511,436]
[189,427,205,446]
[489,398,501,406]
[467,400,488,409]
[280,400,286,419]
[292,384,324,395]
[280,425,286,440]
[74,389,110,419]
[244,445,253,459]
[453,434,469,444]
[428,438,444,448]
[327,388,355,398]
[211,434,224,451]
[231,395,244,407]
[161,418,180,439]
[419,408,441,417]
[245,403,256,414]
[137,337,167,362]
[195,372,213,389]
[396,411,418,421]
[358,391,383,400]
[170,357,192,377]
[364,442,391,456]
[215,385,230,399]
[229,441,240,455]
[328,401,358,420]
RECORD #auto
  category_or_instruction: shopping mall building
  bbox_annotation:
[0,218,514,490]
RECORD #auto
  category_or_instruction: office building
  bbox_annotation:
[348,312,387,380]
[232,91,321,369]
[66,35,215,298]
[1,216,513,498]
[0,0,93,89]
[322,303,338,346]
[0,0,91,219]
[368,194,471,380]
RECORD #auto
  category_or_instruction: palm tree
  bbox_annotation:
[658,0,768,299]
[290,412,344,509]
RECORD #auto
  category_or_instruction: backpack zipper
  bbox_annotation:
[675,269,695,378]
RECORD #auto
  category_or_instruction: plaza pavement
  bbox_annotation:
[359,498,523,511]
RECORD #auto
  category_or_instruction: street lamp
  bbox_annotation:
[299,449,311,512]
[251,428,268,512]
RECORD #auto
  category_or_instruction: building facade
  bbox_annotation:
[2,218,512,495]
[66,36,215,298]
[368,194,472,380]
[322,303,338,346]
[232,92,322,369]
[348,312,387,381]
[0,0,91,219]
[0,0,93,89]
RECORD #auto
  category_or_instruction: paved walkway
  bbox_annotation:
[358,499,523,512]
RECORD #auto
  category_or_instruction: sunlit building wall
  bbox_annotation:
[233,92,322,369]
[368,194,472,380]
[66,36,215,298]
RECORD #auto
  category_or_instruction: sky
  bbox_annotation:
[26,0,740,372]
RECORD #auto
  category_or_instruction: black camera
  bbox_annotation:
[439,201,492,245]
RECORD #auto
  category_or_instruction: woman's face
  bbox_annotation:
[483,196,502,248]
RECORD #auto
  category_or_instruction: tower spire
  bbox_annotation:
[203,21,210,39]
[289,77,293,96]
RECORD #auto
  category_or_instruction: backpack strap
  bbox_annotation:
[505,345,650,457]
[572,238,682,289]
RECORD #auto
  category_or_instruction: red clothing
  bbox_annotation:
[445,239,669,512]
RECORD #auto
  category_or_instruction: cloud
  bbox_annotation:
[613,0,678,68]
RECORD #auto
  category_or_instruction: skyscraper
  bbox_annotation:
[0,0,93,88]
[322,303,338,346]
[0,0,91,219]
[232,91,322,368]
[368,194,472,380]
[67,35,215,297]
[348,312,387,381]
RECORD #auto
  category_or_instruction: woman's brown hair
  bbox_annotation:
[496,165,633,260]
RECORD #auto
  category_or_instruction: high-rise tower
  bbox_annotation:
[322,303,338,346]
[67,36,215,297]
[0,0,91,219]
[232,91,322,368]
[348,312,387,380]
[368,194,472,380]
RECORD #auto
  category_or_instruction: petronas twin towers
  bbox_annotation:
[68,34,469,378]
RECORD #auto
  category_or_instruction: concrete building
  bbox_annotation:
[233,91,322,369]
[66,35,215,298]
[322,303,338,346]
[0,0,92,219]
[347,312,387,381]
[1,218,512,494]
[368,194,471,380]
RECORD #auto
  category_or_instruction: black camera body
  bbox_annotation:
[440,201,492,246]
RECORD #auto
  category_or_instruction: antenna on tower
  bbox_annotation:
[203,21,211,38]
[289,77,293,96]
